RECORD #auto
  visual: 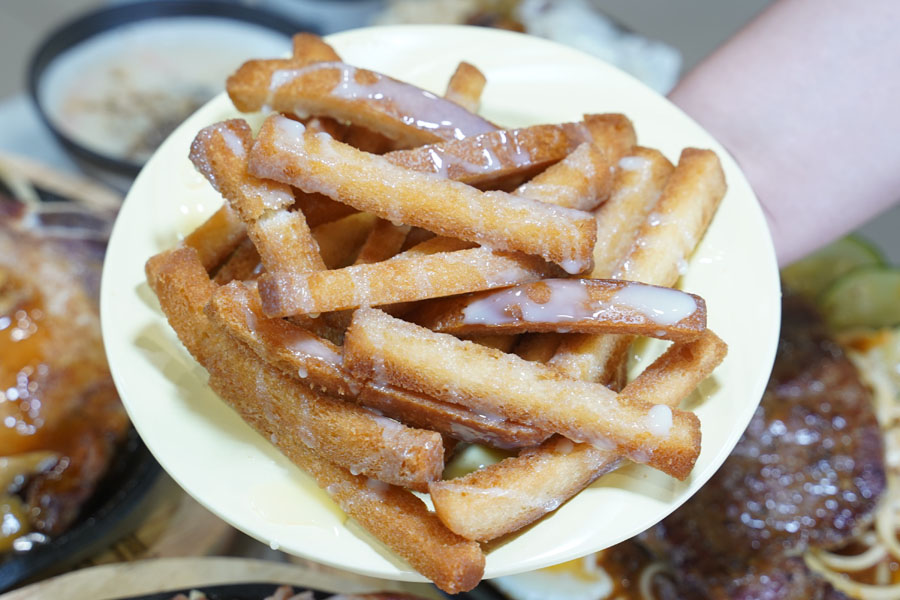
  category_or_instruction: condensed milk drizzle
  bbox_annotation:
[268,62,496,140]
[461,279,698,327]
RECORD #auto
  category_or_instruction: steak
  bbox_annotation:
[640,295,886,599]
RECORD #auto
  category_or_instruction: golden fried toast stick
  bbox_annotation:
[357,383,551,449]
[177,250,485,589]
[381,122,572,186]
[294,36,399,154]
[263,438,485,594]
[431,151,728,539]
[311,211,378,269]
[293,190,357,228]
[207,281,356,397]
[258,246,559,317]
[381,114,632,190]
[250,115,597,273]
[590,147,675,280]
[352,219,411,266]
[618,329,728,406]
[549,148,727,382]
[429,329,727,542]
[397,235,474,256]
[294,461,485,594]
[226,33,341,108]
[431,437,621,542]
[189,120,293,221]
[145,247,443,491]
[245,31,399,155]
[190,119,325,276]
[292,31,342,63]
[206,281,550,449]
[228,60,497,147]
[463,334,518,353]
[617,148,727,285]
[181,204,246,273]
[251,209,324,274]
[514,142,612,210]
[344,62,487,154]
[345,234,478,323]
[220,212,380,286]
[212,237,261,284]
[587,113,638,164]
[344,308,701,479]
[507,146,674,374]
[410,278,707,341]
[444,61,486,113]
[320,218,412,331]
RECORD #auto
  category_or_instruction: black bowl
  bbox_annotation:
[0,427,162,592]
[28,0,320,180]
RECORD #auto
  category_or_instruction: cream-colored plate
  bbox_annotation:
[100,25,780,582]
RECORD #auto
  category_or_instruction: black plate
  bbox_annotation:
[112,581,495,600]
[112,582,336,600]
[0,427,161,592]
[441,582,509,600]
[28,0,320,178]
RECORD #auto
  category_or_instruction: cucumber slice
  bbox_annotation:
[781,235,885,301]
[819,265,900,330]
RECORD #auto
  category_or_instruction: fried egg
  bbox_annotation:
[492,555,615,600]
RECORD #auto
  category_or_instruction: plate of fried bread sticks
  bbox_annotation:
[100,25,781,594]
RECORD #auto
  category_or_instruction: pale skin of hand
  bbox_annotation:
[668,0,900,266]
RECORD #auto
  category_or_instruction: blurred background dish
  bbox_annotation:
[374,0,682,94]
[0,429,160,592]
[27,1,317,187]
[0,155,163,591]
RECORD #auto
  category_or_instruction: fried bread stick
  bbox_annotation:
[514,142,612,210]
[429,329,727,541]
[190,119,325,276]
[510,146,674,374]
[411,278,707,341]
[381,116,624,189]
[431,150,728,540]
[146,247,442,490]
[258,246,559,317]
[228,60,496,147]
[182,204,247,273]
[344,308,701,479]
[206,281,551,449]
[444,61,486,113]
[250,114,597,274]
[550,148,727,382]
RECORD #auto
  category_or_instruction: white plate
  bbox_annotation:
[100,25,781,582]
